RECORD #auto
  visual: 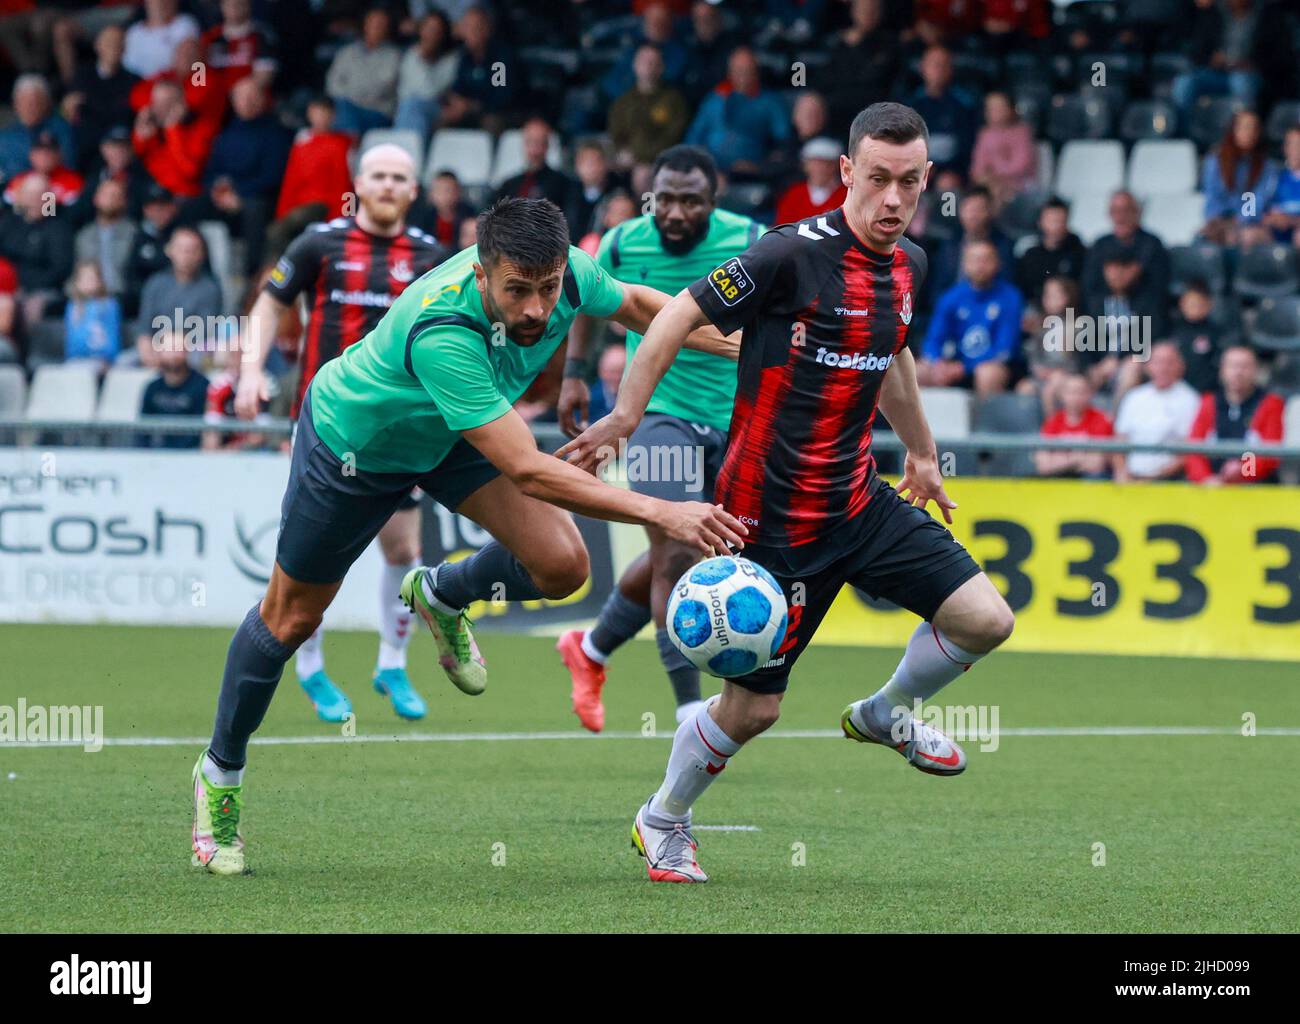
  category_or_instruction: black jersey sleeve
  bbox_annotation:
[264,225,326,304]
[688,226,799,336]
[899,236,928,292]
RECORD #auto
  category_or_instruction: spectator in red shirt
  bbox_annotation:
[128,35,228,130]
[1035,372,1115,478]
[774,137,847,225]
[0,254,17,363]
[411,169,474,250]
[132,78,218,199]
[3,129,84,207]
[1186,345,1285,485]
[267,96,355,258]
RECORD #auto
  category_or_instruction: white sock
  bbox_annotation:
[580,630,609,665]
[295,626,325,680]
[202,751,244,787]
[420,564,459,615]
[675,699,705,724]
[378,559,418,670]
[853,621,983,736]
[647,696,741,826]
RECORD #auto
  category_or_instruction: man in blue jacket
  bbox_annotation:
[685,46,789,179]
[918,239,1024,397]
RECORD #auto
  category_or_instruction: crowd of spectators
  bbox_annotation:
[0,0,1294,480]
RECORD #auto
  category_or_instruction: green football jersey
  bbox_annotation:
[310,243,625,474]
[596,209,763,432]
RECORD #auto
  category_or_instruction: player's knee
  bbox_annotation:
[382,541,419,565]
[974,602,1015,652]
[265,605,322,648]
[532,541,589,599]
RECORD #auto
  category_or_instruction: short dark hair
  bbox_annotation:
[1182,278,1212,297]
[476,197,569,274]
[963,184,993,206]
[848,102,929,158]
[1042,194,1069,214]
[650,144,718,196]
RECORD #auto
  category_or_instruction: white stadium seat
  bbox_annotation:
[360,127,425,174]
[919,387,972,440]
[1142,191,1205,247]
[1066,190,1113,245]
[425,128,493,187]
[1054,140,1124,202]
[1036,140,1054,194]
[25,363,98,424]
[1126,139,1198,199]
[1283,395,1300,484]
[96,367,157,423]
[0,364,26,420]
[490,127,563,186]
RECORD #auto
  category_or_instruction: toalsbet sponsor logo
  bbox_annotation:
[814,347,895,372]
[50,956,151,1003]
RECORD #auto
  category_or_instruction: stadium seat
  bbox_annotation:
[0,363,26,419]
[1141,192,1204,247]
[1119,100,1180,142]
[1284,396,1300,486]
[359,128,425,173]
[1066,190,1112,244]
[1168,243,1228,296]
[973,394,1042,477]
[1233,244,1298,300]
[1265,101,1300,145]
[23,363,99,447]
[1054,140,1124,202]
[998,188,1047,241]
[1188,96,1243,151]
[24,319,65,370]
[96,367,156,422]
[1124,0,1183,28]
[425,128,493,187]
[1045,94,1113,144]
[1035,141,1054,193]
[1012,81,1052,134]
[919,387,972,439]
[490,128,563,187]
[1250,296,1300,352]
[1148,52,1192,99]
[1126,139,1197,199]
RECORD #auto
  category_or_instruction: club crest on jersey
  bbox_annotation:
[708,257,753,307]
[900,291,913,325]
[390,259,414,284]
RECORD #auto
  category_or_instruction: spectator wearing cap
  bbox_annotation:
[1200,109,1278,248]
[126,184,181,305]
[774,138,847,225]
[132,225,222,368]
[200,0,279,94]
[395,11,459,143]
[1262,124,1300,246]
[0,172,76,328]
[608,44,689,175]
[1082,191,1169,331]
[62,22,137,171]
[1014,197,1086,306]
[1112,341,1201,482]
[685,46,790,180]
[122,0,200,80]
[918,239,1025,398]
[1185,345,1284,485]
[3,130,84,208]
[970,91,1036,210]
[132,78,219,199]
[183,77,290,275]
[493,118,574,210]
[907,46,975,189]
[74,177,137,301]
[326,6,401,137]
[439,6,519,134]
[0,73,76,179]
[1035,373,1114,479]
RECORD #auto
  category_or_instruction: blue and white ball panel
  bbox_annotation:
[671,599,712,649]
[770,610,788,658]
[708,647,759,677]
[725,586,772,634]
[689,556,738,586]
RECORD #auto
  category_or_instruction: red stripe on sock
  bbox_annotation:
[930,623,973,669]
[695,719,730,761]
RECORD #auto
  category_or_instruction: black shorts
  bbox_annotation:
[731,482,983,695]
[275,389,500,584]
[626,412,728,503]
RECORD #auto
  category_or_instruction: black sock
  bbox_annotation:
[433,540,546,608]
[209,604,296,769]
[588,588,651,658]
[655,627,701,706]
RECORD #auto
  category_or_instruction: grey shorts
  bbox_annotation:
[625,412,728,504]
[275,389,500,584]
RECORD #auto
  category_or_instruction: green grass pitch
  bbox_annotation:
[2,622,1297,932]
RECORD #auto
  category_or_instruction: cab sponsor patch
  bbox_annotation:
[708,257,753,308]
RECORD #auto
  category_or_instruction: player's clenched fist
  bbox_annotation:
[233,366,269,420]
[654,501,748,556]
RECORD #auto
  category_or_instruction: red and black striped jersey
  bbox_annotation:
[264,216,448,415]
[688,206,927,571]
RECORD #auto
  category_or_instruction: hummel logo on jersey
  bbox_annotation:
[835,306,869,316]
[796,216,841,241]
[814,347,894,371]
[708,257,753,307]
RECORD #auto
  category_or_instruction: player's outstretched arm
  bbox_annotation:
[556,288,710,474]
[465,408,747,556]
[877,347,958,524]
[612,283,739,359]
[234,290,289,419]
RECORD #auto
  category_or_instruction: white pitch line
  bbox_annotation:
[2,725,1299,749]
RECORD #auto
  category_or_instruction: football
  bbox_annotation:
[666,555,789,678]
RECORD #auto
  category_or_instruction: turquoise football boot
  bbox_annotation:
[373,667,427,720]
[298,670,352,723]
